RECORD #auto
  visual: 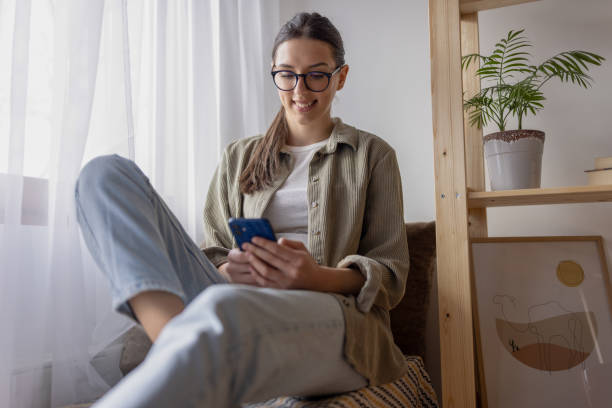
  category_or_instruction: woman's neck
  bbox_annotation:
[286,117,335,146]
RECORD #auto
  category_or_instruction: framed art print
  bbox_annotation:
[471,236,612,408]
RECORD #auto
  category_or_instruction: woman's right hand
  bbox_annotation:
[217,248,260,285]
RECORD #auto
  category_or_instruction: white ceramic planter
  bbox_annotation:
[483,130,545,190]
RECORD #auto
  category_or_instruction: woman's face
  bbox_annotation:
[273,38,348,130]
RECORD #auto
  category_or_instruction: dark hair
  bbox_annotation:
[238,12,345,194]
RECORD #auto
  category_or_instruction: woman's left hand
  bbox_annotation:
[242,237,322,290]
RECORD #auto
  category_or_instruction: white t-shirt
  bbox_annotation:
[261,138,329,249]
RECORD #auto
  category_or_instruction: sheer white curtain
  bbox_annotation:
[0,0,279,406]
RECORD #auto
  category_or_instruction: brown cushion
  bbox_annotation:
[389,221,436,358]
[119,326,152,376]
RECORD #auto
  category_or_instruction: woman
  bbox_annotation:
[76,12,410,408]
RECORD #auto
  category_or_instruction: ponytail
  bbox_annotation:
[239,107,288,194]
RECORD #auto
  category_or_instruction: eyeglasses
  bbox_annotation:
[271,65,344,92]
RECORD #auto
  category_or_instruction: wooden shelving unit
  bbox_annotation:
[428,1,612,406]
[459,0,541,14]
[468,185,612,208]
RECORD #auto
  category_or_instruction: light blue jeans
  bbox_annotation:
[74,154,367,407]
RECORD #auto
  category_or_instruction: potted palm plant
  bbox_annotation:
[462,29,605,190]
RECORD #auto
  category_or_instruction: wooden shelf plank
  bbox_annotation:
[460,0,540,14]
[468,185,612,207]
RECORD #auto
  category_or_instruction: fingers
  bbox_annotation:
[243,242,289,272]
[278,237,306,250]
[250,237,294,262]
[220,262,260,286]
[221,249,260,286]
[225,250,251,274]
[227,248,249,264]
[248,265,280,288]
[224,261,250,275]
[242,238,315,291]
[245,249,286,286]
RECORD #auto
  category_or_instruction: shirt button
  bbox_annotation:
[311,201,318,208]
[311,176,319,183]
[316,257,322,263]
[313,230,321,236]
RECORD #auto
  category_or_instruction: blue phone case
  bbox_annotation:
[228,218,277,250]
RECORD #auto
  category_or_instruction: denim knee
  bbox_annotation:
[77,154,136,193]
[75,154,150,207]
[185,285,262,335]
[194,285,251,316]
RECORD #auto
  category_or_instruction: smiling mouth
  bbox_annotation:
[294,100,317,113]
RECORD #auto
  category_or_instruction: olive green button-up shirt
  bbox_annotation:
[201,118,410,385]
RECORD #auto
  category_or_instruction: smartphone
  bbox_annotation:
[228,217,277,250]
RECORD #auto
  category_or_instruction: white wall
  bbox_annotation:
[279,0,435,223]
[479,0,612,265]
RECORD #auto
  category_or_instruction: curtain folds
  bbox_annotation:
[0,0,279,406]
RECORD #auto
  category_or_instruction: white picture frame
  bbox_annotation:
[471,236,612,408]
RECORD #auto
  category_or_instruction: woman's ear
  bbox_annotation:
[336,65,349,90]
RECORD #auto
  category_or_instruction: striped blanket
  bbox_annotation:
[244,356,439,408]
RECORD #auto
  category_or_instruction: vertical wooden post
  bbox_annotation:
[461,12,489,407]
[460,13,488,239]
[429,0,477,406]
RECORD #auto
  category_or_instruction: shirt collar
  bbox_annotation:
[280,117,358,155]
[321,117,358,154]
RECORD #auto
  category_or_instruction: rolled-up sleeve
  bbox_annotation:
[336,150,410,313]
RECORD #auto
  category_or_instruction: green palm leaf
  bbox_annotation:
[534,51,604,88]
[461,29,605,131]
[463,89,503,129]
